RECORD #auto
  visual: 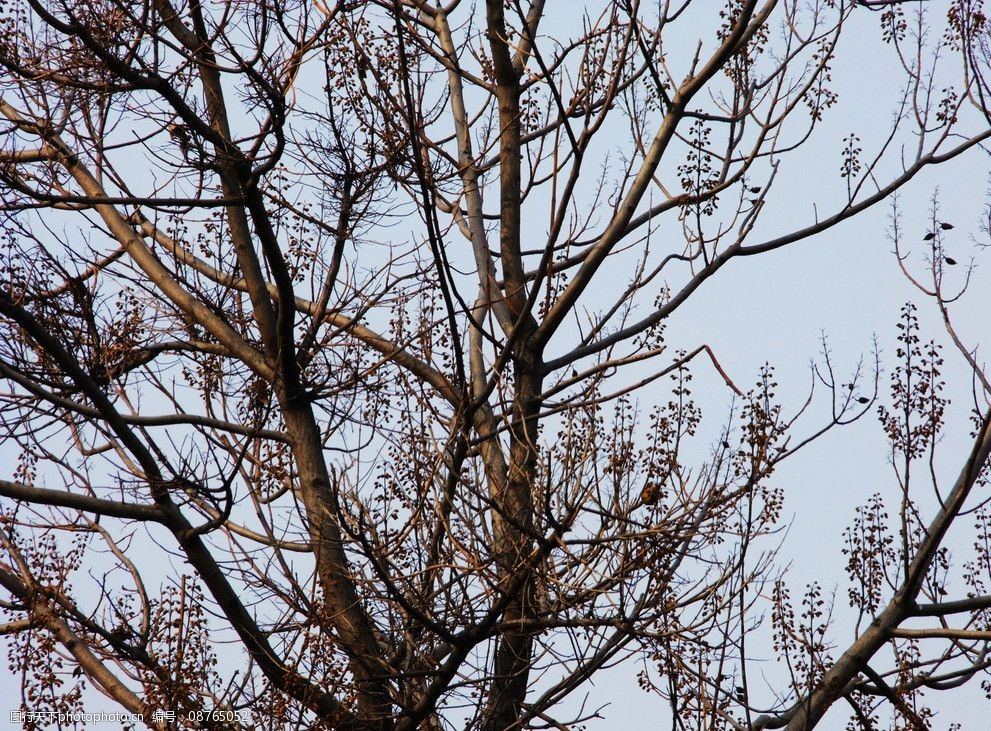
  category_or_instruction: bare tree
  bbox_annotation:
[0,1,990,729]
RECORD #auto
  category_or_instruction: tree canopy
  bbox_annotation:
[1,1,991,729]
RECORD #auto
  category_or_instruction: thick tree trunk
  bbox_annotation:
[485,359,542,731]
[281,398,395,729]
[480,3,543,727]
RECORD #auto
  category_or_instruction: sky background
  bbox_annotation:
[520,2,991,727]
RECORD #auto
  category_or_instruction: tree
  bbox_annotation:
[1,0,990,729]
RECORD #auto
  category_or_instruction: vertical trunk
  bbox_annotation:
[482,4,543,728]
[166,9,395,722]
[281,398,395,730]
[485,364,542,731]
